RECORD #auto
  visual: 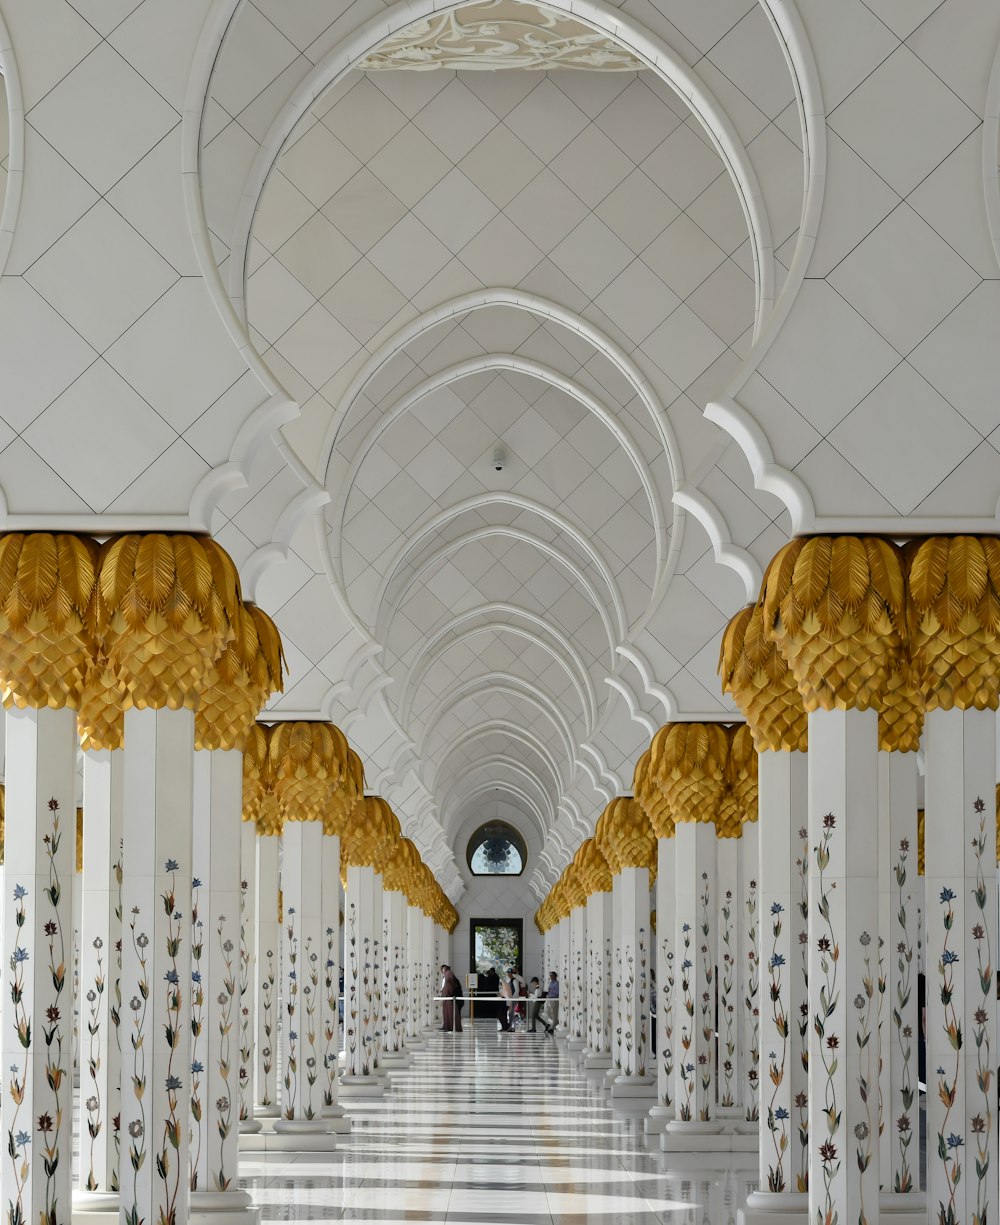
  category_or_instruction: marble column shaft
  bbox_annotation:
[876,750,920,1197]
[671,821,718,1124]
[343,864,384,1088]
[277,820,327,1123]
[320,833,347,1123]
[2,707,78,1225]
[739,822,760,1129]
[758,749,809,1196]
[77,748,124,1200]
[119,707,195,1225]
[238,819,257,1133]
[382,888,408,1060]
[568,904,586,1048]
[806,709,879,1225]
[253,834,279,1116]
[189,749,246,1199]
[716,834,741,1113]
[405,904,425,1047]
[924,707,998,1225]
[647,835,675,1129]
[613,866,653,1093]
[585,889,612,1070]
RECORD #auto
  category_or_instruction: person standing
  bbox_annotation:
[542,970,559,1035]
[497,970,514,1031]
[526,977,545,1032]
[440,965,462,1032]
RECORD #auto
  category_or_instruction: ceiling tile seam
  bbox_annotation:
[905,436,1000,516]
[821,276,988,431]
[65,0,143,42]
[858,0,946,40]
[22,264,190,437]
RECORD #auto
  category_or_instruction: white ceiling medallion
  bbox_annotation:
[357,0,644,71]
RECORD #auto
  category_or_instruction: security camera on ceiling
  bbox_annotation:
[493,445,507,473]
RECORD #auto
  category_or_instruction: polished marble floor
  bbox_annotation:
[239,1023,755,1223]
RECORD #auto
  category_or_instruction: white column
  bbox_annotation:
[75,749,124,1214]
[237,819,259,1135]
[341,864,385,1097]
[568,903,586,1051]
[646,835,675,1131]
[274,820,337,1144]
[189,749,255,1217]
[584,889,612,1071]
[924,708,997,1225]
[406,904,425,1048]
[381,887,409,1063]
[747,749,809,1208]
[612,866,654,1101]
[605,875,623,1088]
[421,913,434,1032]
[739,822,761,1132]
[556,916,569,1039]
[320,833,349,1130]
[119,707,195,1225]
[2,708,77,1225]
[253,833,279,1118]
[807,709,879,1225]
[666,821,720,1135]
[716,834,740,1117]
[877,751,920,1199]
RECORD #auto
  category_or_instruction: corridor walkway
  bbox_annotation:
[238,1026,755,1223]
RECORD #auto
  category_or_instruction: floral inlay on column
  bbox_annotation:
[124,906,150,1225]
[8,880,31,1225]
[158,860,184,1225]
[765,899,788,1192]
[189,880,204,1189]
[260,949,275,1107]
[969,796,993,1225]
[283,908,299,1119]
[213,915,236,1187]
[698,874,713,1117]
[323,927,337,1107]
[719,888,735,1108]
[84,933,107,1190]
[40,799,67,1225]
[853,928,877,1224]
[795,826,809,1192]
[661,933,674,1112]
[238,878,251,1125]
[744,879,759,1124]
[302,936,319,1118]
[678,922,694,1120]
[892,837,915,1193]
[813,815,840,1225]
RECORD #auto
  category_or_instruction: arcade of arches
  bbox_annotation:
[0,1,999,1223]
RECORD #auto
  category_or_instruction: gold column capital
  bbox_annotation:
[195,603,284,751]
[341,795,401,872]
[0,531,100,711]
[719,601,807,752]
[268,720,358,826]
[651,721,729,825]
[593,796,655,873]
[93,533,242,712]
[906,535,1000,712]
[761,535,904,713]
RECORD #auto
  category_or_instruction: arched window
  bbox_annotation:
[466,821,526,876]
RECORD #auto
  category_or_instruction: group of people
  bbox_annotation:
[438,964,560,1034]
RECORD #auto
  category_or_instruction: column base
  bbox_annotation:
[339,1074,387,1099]
[239,1118,263,1135]
[739,1192,925,1225]
[584,1052,611,1071]
[266,1118,339,1150]
[566,1037,586,1051]
[322,1103,353,1133]
[643,1104,673,1134]
[662,1120,751,1154]
[611,1075,656,1104]
[254,1104,280,1118]
[602,1067,619,1088]
[738,1191,809,1225]
[72,1190,119,1225]
[190,1190,260,1225]
[879,1193,927,1223]
[379,1050,411,1068]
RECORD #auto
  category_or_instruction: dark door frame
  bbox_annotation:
[469,917,525,974]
